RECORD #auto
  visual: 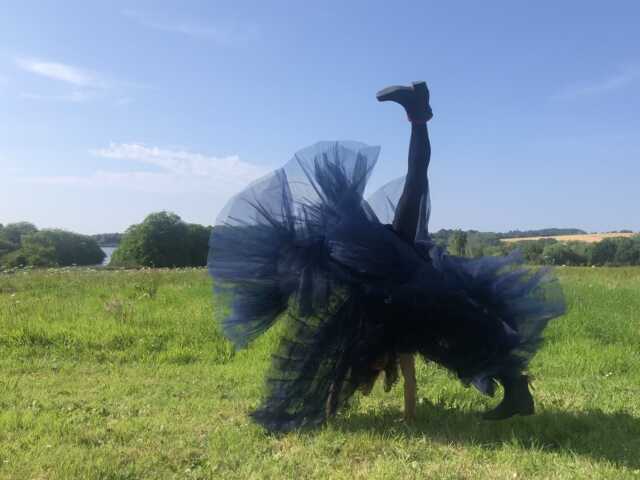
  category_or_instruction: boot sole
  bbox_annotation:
[375,85,411,102]
[482,407,535,421]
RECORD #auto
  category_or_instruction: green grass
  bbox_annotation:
[1,266,639,479]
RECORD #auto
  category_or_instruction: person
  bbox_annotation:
[208,82,565,432]
[373,81,432,421]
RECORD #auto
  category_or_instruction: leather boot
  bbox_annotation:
[482,374,534,420]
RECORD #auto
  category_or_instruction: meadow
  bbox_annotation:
[500,232,636,243]
[0,267,639,479]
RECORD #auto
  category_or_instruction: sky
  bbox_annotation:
[1,0,639,234]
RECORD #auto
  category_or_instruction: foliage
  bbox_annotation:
[590,238,620,266]
[0,238,16,258]
[502,238,557,264]
[0,221,37,245]
[185,222,211,266]
[1,236,56,268]
[447,230,468,256]
[464,232,502,257]
[542,242,587,266]
[0,224,104,268]
[31,230,105,266]
[110,211,211,268]
[613,237,640,265]
[434,228,640,267]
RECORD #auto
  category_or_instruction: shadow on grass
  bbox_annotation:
[335,402,640,469]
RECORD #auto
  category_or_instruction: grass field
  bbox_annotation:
[500,232,636,243]
[1,267,639,479]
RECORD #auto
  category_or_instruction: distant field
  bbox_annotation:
[501,232,636,243]
[1,267,639,479]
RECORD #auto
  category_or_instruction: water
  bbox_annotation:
[100,247,117,266]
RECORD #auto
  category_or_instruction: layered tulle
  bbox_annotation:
[208,141,565,432]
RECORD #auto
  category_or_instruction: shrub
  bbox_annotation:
[613,237,640,265]
[111,211,211,268]
[590,239,618,266]
[186,223,212,266]
[447,230,468,256]
[508,239,557,264]
[0,222,37,246]
[542,242,587,266]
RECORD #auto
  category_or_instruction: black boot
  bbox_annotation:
[482,374,534,420]
[376,81,433,122]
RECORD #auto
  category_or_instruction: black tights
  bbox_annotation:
[391,122,431,240]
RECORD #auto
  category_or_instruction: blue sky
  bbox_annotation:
[1,0,639,234]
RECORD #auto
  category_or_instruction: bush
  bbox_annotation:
[111,212,211,268]
[507,239,557,264]
[542,242,587,266]
[6,236,57,267]
[0,225,104,268]
[31,230,105,266]
[447,230,468,256]
[0,238,17,258]
[464,232,501,258]
[613,237,640,265]
[186,223,211,266]
[0,222,37,247]
[590,239,618,266]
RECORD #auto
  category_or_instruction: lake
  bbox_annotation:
[100,246,117,266]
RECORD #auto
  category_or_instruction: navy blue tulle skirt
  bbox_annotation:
[208,141,565,432]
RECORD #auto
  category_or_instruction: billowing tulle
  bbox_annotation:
[366,175,431,241]
[208,141,565,432]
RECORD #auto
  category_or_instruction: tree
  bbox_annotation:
[590,239,618,266]
[542,243,587,266]
[0,229,105,268]
[111,212,192,267]
[483,244,508,256]
[613,237,640,265]
[13,234,57,267]
[0,238,16,258]
[31,230,105,266]
[0,222,37,246]
[465,232,501,257]
[186,223,212,266]
[510,239,557,264]
[447,230,468,256]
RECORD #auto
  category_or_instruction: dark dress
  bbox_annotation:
[208,141,565,432]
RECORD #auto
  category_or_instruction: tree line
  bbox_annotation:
[0,212,212,269]
[0,222,105,268]
[439,230,640,266]
[2,214,638,269]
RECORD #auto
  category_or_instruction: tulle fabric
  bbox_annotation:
[366,175,431,241]
[208,141,565,432]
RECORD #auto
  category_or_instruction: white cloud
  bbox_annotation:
[92,143,265,182]
[122,9,255,44]
[15,57,145,104]
[553,66,639,100]
[16,58,106,88]
[21,143,268,195]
